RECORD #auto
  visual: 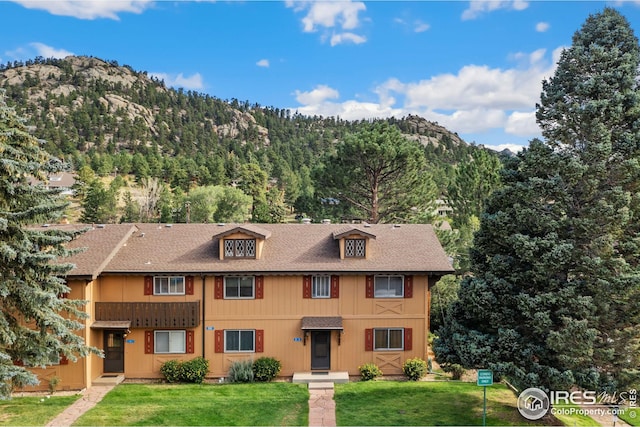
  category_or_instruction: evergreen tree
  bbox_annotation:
[0,92,98,398]
[315,122,437,223]
[435,9,640,392]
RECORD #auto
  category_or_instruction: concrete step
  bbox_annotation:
[308,382,335,390]
[92,374,125,386]
[292,371,349,384]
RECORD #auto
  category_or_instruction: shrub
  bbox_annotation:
[403,357,428,381]
[160,360,182,383]
[252,357,282,382]
[180,357,209,384]
[358,363,383,381]
[442,363,465,380]
[228,360,254,383]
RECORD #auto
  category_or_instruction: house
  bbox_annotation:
[20,222,453,391]
[28,172,77,196]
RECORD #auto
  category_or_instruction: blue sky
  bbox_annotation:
[2,1,640,151]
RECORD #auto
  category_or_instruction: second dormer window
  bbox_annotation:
[224,239,256,258]
[345,238,366,258]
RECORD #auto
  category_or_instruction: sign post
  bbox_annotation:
[477,370,493,427]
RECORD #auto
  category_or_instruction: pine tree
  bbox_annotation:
[0,92,98,398]
[435,9,640,392]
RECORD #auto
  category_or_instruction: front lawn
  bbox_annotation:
[73,383,309,426]
[334,381,597,426]
[0,395,80,426]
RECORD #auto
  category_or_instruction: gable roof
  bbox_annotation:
[211,224,272,240]
[62,223,453,276]
[332,225,377,240]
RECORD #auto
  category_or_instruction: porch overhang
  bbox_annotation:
[91,320,132,329]
[301,316,343,330]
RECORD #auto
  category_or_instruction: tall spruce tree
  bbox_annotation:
[0,92,98,398]
[435,8,640,392]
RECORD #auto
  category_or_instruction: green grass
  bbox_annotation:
[334,381,597,426]
[73,383,309,426]
[0,395,80,426]
[619,407,639,426]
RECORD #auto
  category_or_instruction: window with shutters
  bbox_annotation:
[224,276,255,299]
[374,328,404,350]
[225,330,255,352]
[154,330,186,353]
[154,276,185,295]
[345,238,366,258]
[312,276,331,298]
[374,275,404,298]
[224,239,256,258]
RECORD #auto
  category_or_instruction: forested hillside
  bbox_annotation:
[0,55,503,240]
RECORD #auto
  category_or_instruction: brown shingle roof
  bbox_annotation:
[96,223,453,275]
[301,316,343,330]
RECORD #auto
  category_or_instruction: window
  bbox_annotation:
[224,239,256,258]
[154,330,186,353]
[374,275,404,298]
[312,276,331,298]
[224,276,255,299]
[345,238,366,258]
[225,330,255,352]
[154,276,185,295]
[374,328,404,350]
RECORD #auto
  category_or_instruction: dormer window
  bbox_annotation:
[224,239,256,258]
[345,238,366,258]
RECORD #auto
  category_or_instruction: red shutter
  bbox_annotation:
[59,355,69,365]
[365,275,374,298]
[404,276,413,299]
[365,328,373,351]
[144,276,153,295]
[185,276,195,295]
[186,330,195,354]
[13,360,24,366]
[214,276,224,299]
[404,328,413,351]
[303,276,311,298]
[59,292,69,299]
[255,276,264,299]
[331,275,340,298]
[255,329,264,353]
[215,329,224,353]
[144,331,154,354]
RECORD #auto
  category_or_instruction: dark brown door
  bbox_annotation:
[104,330,125,373]
[311,331,331,370]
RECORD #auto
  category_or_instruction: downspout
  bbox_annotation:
[201,275,206,359]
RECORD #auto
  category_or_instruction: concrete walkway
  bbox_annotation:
[308,382,337,427]
[45,384,116,427]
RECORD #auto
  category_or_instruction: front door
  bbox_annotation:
[311,331,331,370]
[103,330,125,373]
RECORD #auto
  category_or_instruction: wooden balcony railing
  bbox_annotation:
[95,302,200,328]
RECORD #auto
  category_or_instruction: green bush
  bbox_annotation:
[228,360,254,383]
[160,357,209,383]
[442,363,465,380]
[403,357,428,381]
[180,357,210,384]
[252,357,282,382]
[160,360,182,383]
[358,363,383,381]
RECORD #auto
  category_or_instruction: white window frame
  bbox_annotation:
[345,238,366,258]
[373,328,404,351]
[374,275,404,298]
[312,275,331,298]
[224,329,255,353]
[154,330,186,354]
[224,276,255,299]
[224,238,256,258]
[154,276,185,295]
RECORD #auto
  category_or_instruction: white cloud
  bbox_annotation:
[486,143,526,153]
[414,21,430,33]
[462,0,529,21]
[30,42,74,59]
[287,0,367,46]
[536,21,550,32]
[291,48,558,141]
[256,59,270,68]
[330,32,367,46]
[149,72,204,90]
[10,0,154,20]
[295,85,340,105]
